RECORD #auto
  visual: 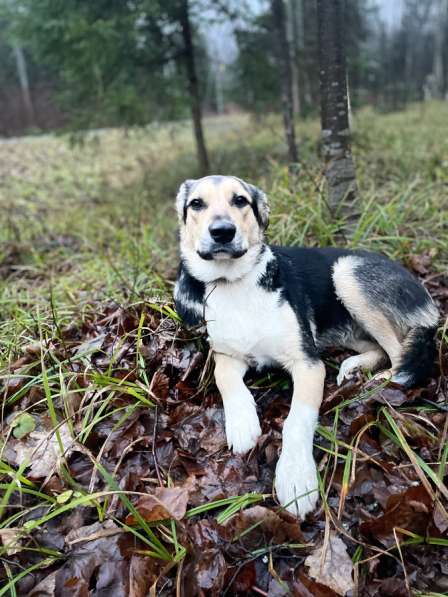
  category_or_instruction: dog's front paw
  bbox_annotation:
[275,450,319,518]
[224,397,261,455]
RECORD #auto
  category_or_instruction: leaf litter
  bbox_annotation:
[0,262,447,595]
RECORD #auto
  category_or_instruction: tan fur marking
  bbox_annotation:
[333,256,404,370]
[289,360,326,410]
[214,351,248,397]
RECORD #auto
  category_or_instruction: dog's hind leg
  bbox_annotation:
[333,255,438,387]
[333,257,404,368]
[337,348,387,385]
[214,352,261,455]
[275,359,326,518]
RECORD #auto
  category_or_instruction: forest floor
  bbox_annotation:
[0,102,447,596]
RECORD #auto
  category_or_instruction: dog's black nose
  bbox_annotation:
[209,220,236,244]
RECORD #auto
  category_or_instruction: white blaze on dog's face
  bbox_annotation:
[176,175,269,282]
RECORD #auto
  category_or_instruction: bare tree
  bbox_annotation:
[179,0,210,175]
[317,0,358,232]
[286,0,301,116]
[271,0,298,164]
[433,0,448,99]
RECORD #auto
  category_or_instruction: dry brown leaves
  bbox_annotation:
[1,259,447,595]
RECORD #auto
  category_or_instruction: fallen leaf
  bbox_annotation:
[433,502,448,534]
[126,486,189,524]
[184,548,227,594]
[2,373,27,397]
[73,333,106,358]
[292,570,339,596]
[226,505,304,546]
[360,485,433,547]
[3,422,75,479]
[305,532,354,596]
[149,369,170,400]
[129,555,162,597]
[231,561,257,593]
[0,528,22,555]
[29,571,57,597]
[55,521,129,597]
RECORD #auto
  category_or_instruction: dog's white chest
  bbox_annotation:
[204,280,301,368]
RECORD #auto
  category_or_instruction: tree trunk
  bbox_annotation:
[302,0,320,108]
[271,0,298,164]
[12,43,35,129]
[317,0,358,233]
[296,0,308,115]
[433,0,448,99]
[287,0,301,117]
[179,0,210,176]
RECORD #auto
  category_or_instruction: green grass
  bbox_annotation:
[1,103,446,376]
[0,102,447,593]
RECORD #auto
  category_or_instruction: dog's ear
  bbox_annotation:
[247,184,270,230]
[176,179,196,223]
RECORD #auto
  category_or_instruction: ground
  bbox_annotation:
[0,103,447,596]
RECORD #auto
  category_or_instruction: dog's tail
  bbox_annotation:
[393,325,438,388]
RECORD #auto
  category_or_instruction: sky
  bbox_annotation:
[378,0,404,28]
[205,0,406,65]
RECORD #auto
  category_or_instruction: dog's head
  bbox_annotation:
[176,175,269,281]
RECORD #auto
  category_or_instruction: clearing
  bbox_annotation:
[0,104,447,595]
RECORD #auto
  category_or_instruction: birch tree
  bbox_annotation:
[12,42,35,128]
[317,0,358,232]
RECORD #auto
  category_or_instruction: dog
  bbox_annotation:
[174,175,439,518]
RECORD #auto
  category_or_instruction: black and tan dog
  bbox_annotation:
[174,175,439,518]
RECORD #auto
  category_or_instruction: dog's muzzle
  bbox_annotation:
[197,219,247,260]
[209,220,236,244]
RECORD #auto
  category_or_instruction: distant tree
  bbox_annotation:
[402,0,434,101]
[271,0,298,164]
[433,0,448,98]
[179,0,209,174]
[10,0,210,171]
[0,1,36,128]
[301,0,320,112]
[11,42,35,127]
[233,13,280,113]
[317,0,358,232]
[286,0,301,116]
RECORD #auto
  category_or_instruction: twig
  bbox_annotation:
[152,405,163,486]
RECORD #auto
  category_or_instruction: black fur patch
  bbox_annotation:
[236,178,266,229]
[256,246,383,362]
[258,257,281,291]
[174,261,205,327]
[250,193,262,228]
[354,255,431,316]
[396,325,437,387]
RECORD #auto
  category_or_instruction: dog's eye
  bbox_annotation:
[233,195,249,208]
[189,198,205,210]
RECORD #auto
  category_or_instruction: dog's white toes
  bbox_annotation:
[224,399,261,455]
[337,355,362,386]
[372,368,393,382]
[275,451,319,519]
